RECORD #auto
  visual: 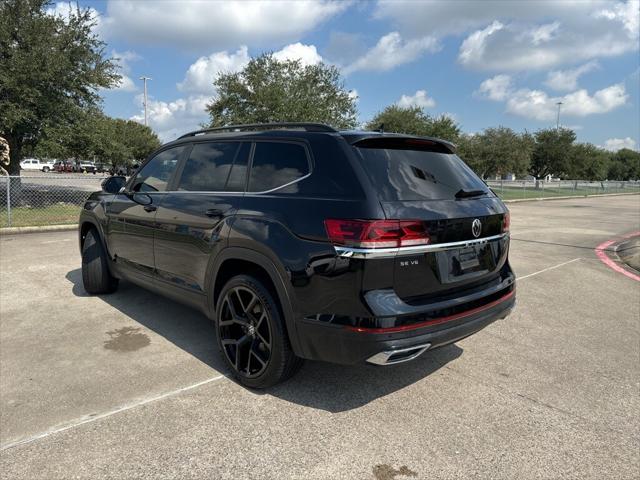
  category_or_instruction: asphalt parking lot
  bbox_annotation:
[1,195,638,479]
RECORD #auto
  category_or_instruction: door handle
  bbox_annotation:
[205,208,223,217]
[144,205,157,213]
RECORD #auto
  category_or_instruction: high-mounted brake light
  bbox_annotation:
[324,219,430,249]
[502,212,510,233]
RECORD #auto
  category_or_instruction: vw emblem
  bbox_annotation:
[471,219,482,238]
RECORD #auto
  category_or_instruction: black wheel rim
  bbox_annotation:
[218,286,272,378]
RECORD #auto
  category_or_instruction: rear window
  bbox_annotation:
[355,139,489,201]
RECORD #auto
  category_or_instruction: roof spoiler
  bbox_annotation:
[351,135,456,154]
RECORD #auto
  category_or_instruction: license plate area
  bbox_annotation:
[441,244,490,282]
[456,247,481,270]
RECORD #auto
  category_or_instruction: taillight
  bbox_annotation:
[502,212,510,232]
[324,219,430,249]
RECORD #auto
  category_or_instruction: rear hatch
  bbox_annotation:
[353,137,509,301]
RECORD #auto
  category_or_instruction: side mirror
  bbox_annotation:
[101,175,126,194]
[132,193,153,206]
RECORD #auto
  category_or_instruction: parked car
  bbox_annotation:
[20,158,55,172]
[53,160,74,173]
[94,162,110,173]
[78,123,515,388]
[76,160,97,174]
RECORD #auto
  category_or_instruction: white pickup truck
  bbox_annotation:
[20,158,56,172]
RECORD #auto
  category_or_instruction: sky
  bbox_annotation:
[48,0,640,150]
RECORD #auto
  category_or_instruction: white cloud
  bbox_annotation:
[272,43,323,66]
[594,0,640,38]
[46,2,104,36]
[343,32,439,74]
[374,0,609,37]
[477,74,513,101]
[376,0,639,72]
[178,43,323,95]
[602,137,638,151]
[131,95,210,142]
[397,90,436,109]
[348,89,359,103]
[178,47,250,94]
[109,50,140,92]
[544,61,599,91]
[458,18,637,71]
[478,76,629,120]
[101,0,349,51]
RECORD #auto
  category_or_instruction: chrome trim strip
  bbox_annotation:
[334,233,509,259]
[366,343,432,366]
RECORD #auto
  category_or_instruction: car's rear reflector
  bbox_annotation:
[324,219,430,249]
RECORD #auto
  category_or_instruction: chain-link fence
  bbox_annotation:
[0,174,107,228]
[485,179,640,201]
[0,174,639,228]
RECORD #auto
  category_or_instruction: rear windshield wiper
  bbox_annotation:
[455,189,488,199]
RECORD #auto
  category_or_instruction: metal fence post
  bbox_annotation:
[6,175,12,227]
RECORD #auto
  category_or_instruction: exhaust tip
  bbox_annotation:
[366,343,431,366]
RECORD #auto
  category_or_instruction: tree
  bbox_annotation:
[0,0,119,173]
[207,54,357,129]
[569,143,610,181]
[33,112,160,167]
[458,127,532,179]
[364,106,461,143]
[529,128,576,180]
[607,148,640,180]
[110,118,161,164]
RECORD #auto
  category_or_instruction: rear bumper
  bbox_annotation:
[295,287,515,365]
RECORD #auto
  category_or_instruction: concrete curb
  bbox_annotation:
[0,192,637,234]
[0,224,77,235]
[503,191,640,203]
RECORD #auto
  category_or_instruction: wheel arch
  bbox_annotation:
[207,247,303,356]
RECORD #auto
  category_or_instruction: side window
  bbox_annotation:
[131,146,185,192]
[248,142,310,192]
[177,142,249,192]
[225,142,251,192]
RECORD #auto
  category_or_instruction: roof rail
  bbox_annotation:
[178,122,338,139]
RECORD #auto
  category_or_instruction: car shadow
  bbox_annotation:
[261,344,462,412]
[66,268,225,372]
[66,268,463,412]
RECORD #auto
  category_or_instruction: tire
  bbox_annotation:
[215,275,302,388]
[42,167,49,173]
[82,229,118,294]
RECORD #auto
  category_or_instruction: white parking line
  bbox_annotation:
[40,239,72,244]
[0,374,228,452]
[518,258,582,280]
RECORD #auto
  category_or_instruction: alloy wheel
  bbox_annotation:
[218,286,272,378]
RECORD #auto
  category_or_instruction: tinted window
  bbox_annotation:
[355,142,489,201]
[225,143,250,192]
[132,146,185,192]
[178,142,246,192]
[248,142,309,192]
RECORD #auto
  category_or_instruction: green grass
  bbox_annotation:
[495,186,639,201]
[0,203,81,228]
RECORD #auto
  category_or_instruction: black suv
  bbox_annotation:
[79,123,515,388]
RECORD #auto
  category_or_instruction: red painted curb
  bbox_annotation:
[594,231,640,282]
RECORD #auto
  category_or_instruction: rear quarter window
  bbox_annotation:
[248,142,310,193]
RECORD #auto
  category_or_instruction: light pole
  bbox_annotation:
[139,76,152,127]
[555,101,563,131]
